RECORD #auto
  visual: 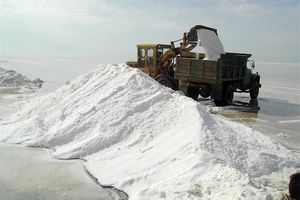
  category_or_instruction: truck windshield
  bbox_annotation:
[147,49,154,57]
[138,47,155,67]
[138,48,145,57]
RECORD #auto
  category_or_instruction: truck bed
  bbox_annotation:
[175,52,251,84]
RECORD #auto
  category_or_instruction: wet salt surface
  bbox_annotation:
[0,93,124,200]
[204,93,299,158]
[0,144,120,200]
[201,62,300,158]
[218,96,300,158]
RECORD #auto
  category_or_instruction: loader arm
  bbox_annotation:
[159,36,197,72]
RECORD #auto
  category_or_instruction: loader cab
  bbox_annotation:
[137,44,171,68]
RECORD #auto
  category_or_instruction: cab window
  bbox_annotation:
[247,60,255,69]
[138,57,145,67]
[157,49,163,58]
[146,57,154,66]
[138,48,145,57]
[147,49,154,57]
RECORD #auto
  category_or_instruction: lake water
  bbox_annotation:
[0,144,122,200]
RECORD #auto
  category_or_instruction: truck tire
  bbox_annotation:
[155,75,177,90]
[187,86,199,100]
[250,81,259,99]
[223,84,234,105]
[215,84,233,106]
[199,87,210,98]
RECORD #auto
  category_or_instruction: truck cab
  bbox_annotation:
[127,44,171,78]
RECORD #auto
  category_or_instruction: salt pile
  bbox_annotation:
[0,64,299,199]
[0,67,43,92]
[197,29,225,61]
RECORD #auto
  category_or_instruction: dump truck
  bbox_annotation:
[127,25,261,106]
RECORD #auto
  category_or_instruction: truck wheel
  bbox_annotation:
[215,84,233,106]
[223,84,234,105]
[187,86,199,100]
[199,87,210,98]
[250,81,259,99]
[214,100,223,106]
[155,75,176,90]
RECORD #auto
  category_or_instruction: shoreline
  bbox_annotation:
[0,143,123,200]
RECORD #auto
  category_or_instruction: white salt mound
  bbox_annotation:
[0,64,299,200]
[0,67,43,92]
[197,29,225,61]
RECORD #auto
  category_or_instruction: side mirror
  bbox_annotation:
[252,61,255,69]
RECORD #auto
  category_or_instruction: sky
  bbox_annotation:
[0,0,299,63]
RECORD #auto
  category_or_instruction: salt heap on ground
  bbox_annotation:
[0,67,43,92]
[0,64,299,200]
